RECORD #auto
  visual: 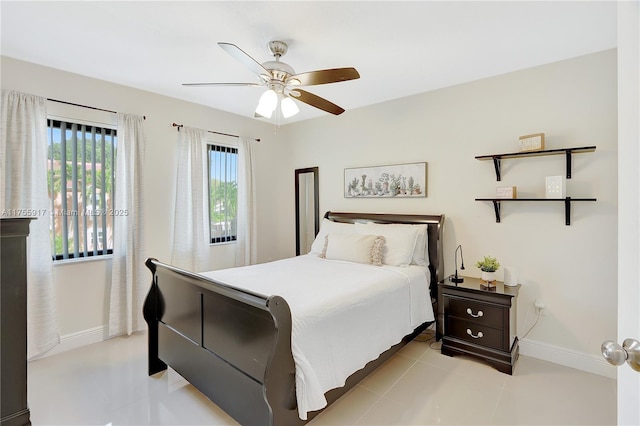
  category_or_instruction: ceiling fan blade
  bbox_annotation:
[218,42,271,79]
[288,67,360,86]
[290,89,345,115]
[182,82,261,87]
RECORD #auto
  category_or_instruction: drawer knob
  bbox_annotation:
[466,307,484,318]
[466,329,484,339]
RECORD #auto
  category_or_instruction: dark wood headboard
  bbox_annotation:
[324,211,445,301]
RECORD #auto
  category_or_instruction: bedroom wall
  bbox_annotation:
[279,49,618,377]
[1,50,617,378]
[0,56,286,351]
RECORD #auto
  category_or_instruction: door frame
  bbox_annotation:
[616,1,639,424]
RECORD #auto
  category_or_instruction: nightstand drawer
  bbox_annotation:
[447,317,504,350]
[448,297,504,328]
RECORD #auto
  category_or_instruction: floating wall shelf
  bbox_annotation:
[474,198,597,226]
[475,146,596,181]
[475,145,597,225]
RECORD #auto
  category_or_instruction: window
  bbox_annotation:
[208,144,238,244]
[47,119,116,260]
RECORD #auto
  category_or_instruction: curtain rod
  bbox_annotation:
[48,98,146,120]
[172,122,260,142]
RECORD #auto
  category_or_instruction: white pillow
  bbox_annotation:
[309,218,356,255]
[357,223,428,266]
[411,224,429,267]
[354,222,420,266]
[322,233,385,266]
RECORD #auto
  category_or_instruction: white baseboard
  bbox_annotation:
[520,338,616,379]
[33,326,617,380]
[31,325,108,360]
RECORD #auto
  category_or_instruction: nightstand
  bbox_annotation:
[438,276,520,374]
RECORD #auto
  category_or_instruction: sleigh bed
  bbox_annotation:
[143,211,444,425]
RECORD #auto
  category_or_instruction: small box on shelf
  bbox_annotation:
[519,133,545,152]
[496,186,517,199]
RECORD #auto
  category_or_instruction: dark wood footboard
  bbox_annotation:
[143,212,445,425]
[143,258,432,426]
[143,258,302,426]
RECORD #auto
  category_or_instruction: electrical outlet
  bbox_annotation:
[534,299,546,315]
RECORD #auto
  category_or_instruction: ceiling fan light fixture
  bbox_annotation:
[255,89,277,118]
[186,41,359,118]
[281,96,299,118]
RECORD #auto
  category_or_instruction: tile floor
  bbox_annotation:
[27,330,616,425]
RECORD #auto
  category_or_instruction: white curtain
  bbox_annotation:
[171,127,209,271]
[236,136,258,266]
[1,90,59,358]
[108,113,146,337]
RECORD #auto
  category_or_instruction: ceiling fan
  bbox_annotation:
[183,41,360,118]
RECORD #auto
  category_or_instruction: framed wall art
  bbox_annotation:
[344,162,427,198]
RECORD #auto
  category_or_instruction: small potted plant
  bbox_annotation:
[476,255,500,285]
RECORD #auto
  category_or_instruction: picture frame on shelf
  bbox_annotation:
[545,175,566,199]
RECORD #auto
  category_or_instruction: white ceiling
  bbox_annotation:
[1,1,617,124]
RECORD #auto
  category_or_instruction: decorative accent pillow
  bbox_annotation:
[321,233,386,266]
[370,236,385,266]
[354,222,420,266]
[309,218,356,255]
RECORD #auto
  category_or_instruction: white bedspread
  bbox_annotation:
[200,254,433,420]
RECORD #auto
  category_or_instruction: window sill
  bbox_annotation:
[53,254,113,266]
[210,240,236,247]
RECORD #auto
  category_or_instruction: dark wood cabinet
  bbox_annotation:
[438,276,520,375]
[1,218,32,426]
